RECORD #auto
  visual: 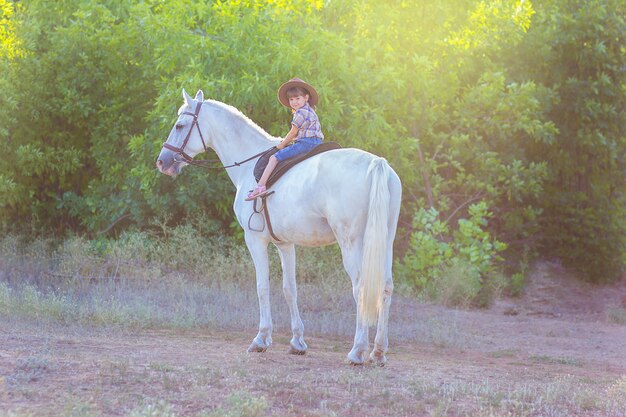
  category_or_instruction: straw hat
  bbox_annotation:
[277,78,319,108]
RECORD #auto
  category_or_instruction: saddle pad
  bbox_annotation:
[254,142,342,187]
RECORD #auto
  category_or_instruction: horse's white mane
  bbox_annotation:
[205,99,279,142]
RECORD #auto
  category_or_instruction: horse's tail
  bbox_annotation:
[359,157,391,327]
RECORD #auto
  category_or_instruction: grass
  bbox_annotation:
[0,228,517,345]
[0,229,352,334]
[6,355,51,387]
[127,400,175,417]
[529,354,581,366]
[488,348,519,358]
[0,229,473,347]
[202,391,268,417]
[606,306,626,324]
[408,373,626,417]
[62,396,99,417]
[96,391,267,417]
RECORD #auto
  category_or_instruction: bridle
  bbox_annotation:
[161,100,269,169]
[161,100,281,240]
[162,101,209,165]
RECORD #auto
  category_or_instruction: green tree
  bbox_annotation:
[0,0,161,231]
[0,0,623,285]
[513,0,626,281]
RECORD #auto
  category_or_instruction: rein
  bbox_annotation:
[162,99,280,241]
[162,100,271,169]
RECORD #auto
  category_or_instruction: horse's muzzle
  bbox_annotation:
[156,150,182,177]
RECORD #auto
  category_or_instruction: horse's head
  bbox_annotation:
[156,89,207,177]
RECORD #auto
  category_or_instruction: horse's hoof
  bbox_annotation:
[371,358,386,367]
[247,342,268,353]
[288,346,307,355]
[288,338,307,355]
[369,350,387,367]
[346,351,366,365]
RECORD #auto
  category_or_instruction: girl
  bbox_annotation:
[246,78,324,200]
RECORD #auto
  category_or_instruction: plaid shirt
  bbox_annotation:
[292,102,324,140]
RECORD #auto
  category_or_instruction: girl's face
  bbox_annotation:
[288,94,309,110]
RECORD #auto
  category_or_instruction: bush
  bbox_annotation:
[1,0,624,286]
[397,203,508,307]
[427,259,482,308]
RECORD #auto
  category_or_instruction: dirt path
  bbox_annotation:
[1,262,625,416]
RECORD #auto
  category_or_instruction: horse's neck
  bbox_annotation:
[203,102,277,187]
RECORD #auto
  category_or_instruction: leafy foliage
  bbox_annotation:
[397,203,507,305]
[0,0,624,285]
[514,0,626,281]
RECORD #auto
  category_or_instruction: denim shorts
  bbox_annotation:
[274,137,322,162]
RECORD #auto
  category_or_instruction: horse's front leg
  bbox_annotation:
[275,242,307,355]
[245,234,272,353]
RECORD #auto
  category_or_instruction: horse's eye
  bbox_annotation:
[175,124,183,130]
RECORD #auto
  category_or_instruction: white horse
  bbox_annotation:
[156,89,402,365]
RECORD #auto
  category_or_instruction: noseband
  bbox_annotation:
[160,101,273,169]
[162,101,208,164]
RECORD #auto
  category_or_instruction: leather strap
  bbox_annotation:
[250,191,280,241]
[261,192,281,242]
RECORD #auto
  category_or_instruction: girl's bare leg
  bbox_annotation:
[259,156,279,186]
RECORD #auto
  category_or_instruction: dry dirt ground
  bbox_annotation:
[1,262,625,416]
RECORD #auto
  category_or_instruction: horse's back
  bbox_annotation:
[314,147,400,204]
[269,148,400,245]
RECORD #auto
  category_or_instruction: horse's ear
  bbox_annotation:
[195,90,204,102]
[182,88,193,105]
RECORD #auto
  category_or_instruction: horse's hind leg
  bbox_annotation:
[341,242,369,365]
[275,242,307,355]
[370,191,400,366]
[367,240,395,366]
[370,272,393,366]
[245,234,273,353]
